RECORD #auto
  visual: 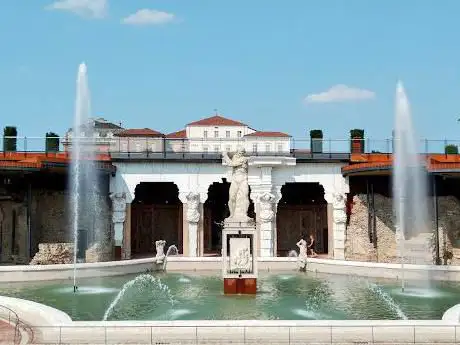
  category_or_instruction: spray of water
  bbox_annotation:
[70,63,102,292]
[367,283,408,320]
[102,274,175,321]
[393,81,432,291]
[162,245,179,271]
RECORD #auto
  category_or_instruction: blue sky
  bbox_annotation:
[1,0,460,150]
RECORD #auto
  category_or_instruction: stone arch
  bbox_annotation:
[276,182,328,256]
[130,182,183,257]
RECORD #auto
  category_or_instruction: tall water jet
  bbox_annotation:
[70,63,101,292]
[393,81,431,291]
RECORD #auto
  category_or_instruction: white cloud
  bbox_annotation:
[45,0,108,19]
[122,9,175,26]
[304,84,376,103]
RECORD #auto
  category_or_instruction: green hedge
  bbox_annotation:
[3,126,17,152]
[309,129,323,139]
[45,132,60,152]
[445,144,458,154]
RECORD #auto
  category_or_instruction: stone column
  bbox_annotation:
[122,204,131,260]
[110,192,127,260]
[179,191,205,257]
[325,192,347,260]
[185,192,201,257]
[258,192,277,257]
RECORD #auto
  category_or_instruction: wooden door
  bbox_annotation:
[131,204,183,256]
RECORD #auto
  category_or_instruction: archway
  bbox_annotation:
[203,179,255,255]
[276,182,328,256]
[130,182,183,257]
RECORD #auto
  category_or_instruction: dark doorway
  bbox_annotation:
[203,179,255,255]
[276,182,328,256]
[131,182,183,257]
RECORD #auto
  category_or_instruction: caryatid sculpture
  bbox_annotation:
[222,147,251,222]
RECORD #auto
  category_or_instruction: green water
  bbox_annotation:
[0,272,459,321]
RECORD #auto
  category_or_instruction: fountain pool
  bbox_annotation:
[0,271,459,322]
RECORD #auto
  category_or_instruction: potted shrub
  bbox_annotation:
[350,129,365,153]
[45,132,60,152]
[3,126,17,152]
[445,144,458,154]
[310,129,323,153]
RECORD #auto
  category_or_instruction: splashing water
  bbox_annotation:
[162,245,179,271]
[288,250,298,257]
[367,283,408,320]
[393,82,432,291]
[70,63,103,291]
[102,274,175,321]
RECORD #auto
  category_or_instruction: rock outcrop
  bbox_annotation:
[29,243,74,265]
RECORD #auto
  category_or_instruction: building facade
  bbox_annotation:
[107,114,347,260]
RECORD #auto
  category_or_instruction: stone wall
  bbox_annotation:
[345,193,460,265]
[0,200,28,263]
[0,189,112,264]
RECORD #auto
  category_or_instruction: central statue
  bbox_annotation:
[222,147,252,222]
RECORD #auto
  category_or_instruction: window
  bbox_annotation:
[203,146,208,153]
[214,131,219,138]
[121,141,128,152]
[237,131,242,138]
[135,142,142,152]
[204,131,208,138]
[265,143,271,152]
[252,143,258,152]
[214,145,220,152]
[226,146,231,152]
[226,131,230,138]
[277,144,283,152]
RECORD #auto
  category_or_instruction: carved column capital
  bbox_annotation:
[258,192,276,223]
[185,192,201,224]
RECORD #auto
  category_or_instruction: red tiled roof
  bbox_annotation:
[187,115,246,127]
[165,129,187,139]
[0,152,113,172]
[244,131,291,138]
[115,128,164,137]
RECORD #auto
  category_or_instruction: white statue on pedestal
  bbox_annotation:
[222,147,251,222]
[296,238,308,271]
[154,240,166,264]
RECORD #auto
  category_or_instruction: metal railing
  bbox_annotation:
[1,136,460,157]
[26,323,458,344]
[0,304,21,344]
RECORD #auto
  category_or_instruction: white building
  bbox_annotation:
[108,114,349,262]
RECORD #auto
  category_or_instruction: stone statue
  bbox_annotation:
[186,192,200,224]
[296,238,308,271]
[259,192,275,222]
[110,192,126,223]
[154,240,166,264]
[222,147,251,222]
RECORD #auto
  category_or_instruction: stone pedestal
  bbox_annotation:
[222,219,258,295]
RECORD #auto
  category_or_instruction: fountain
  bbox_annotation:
[393,81,432,292]
[70,63,103,292]
[102,274,174,321]
[153,240,179,271]
[221,148,258,294]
